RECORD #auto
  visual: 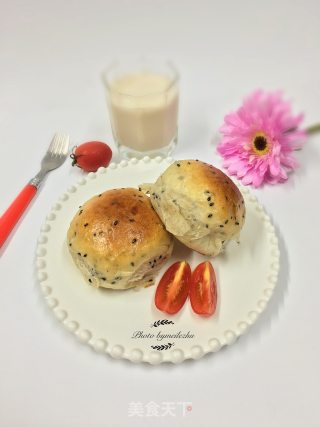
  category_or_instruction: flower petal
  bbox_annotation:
[269,160,281,177]
[280,154,299,170]
[217,89,305,188]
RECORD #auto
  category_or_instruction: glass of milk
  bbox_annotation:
[102,59,179,158]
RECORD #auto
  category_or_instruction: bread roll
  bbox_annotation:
[67,188,174,289]
[142,160,245,256]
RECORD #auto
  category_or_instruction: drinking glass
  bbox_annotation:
[102,59,179,158]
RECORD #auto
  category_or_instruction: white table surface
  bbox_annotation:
[1,0,320,426]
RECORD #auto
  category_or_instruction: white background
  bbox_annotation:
[1,0,320,426]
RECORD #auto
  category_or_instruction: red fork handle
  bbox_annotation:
[0,184,37,248]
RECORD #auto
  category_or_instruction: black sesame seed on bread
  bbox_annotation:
[141,160,245,256]
[67,188,173,289]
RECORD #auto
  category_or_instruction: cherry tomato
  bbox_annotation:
[155,261,191,315]
[70,141,112,172]
[190,261,217,316]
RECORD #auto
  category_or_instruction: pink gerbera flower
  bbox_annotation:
[217,90,307,187]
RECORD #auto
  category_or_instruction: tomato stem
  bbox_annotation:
[70,153,77,167]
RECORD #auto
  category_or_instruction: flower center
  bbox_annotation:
[252,133,269,155]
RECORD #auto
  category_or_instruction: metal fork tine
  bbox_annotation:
[60,134,69,158]
[56,135,64,157]
[61,134,70,156]
[48,134,60,155]
[54,134,63,156]
[30,133,69,188]
[47,139,56,153]
[58,134,69,157]
[49,133,68,157]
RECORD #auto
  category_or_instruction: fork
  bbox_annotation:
[0,133,69,249]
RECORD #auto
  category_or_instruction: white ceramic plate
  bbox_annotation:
[36,157,280,364]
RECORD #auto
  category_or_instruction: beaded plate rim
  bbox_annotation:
[35,156,280,365]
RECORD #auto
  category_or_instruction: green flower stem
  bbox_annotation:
[306,123,320,135]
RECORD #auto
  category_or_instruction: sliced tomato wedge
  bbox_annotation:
[190,261,217,316]
[155,261,191,315]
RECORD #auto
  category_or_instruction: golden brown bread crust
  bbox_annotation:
[67,188,174,289]
[191,160,244,225]
[143,160,245,256]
